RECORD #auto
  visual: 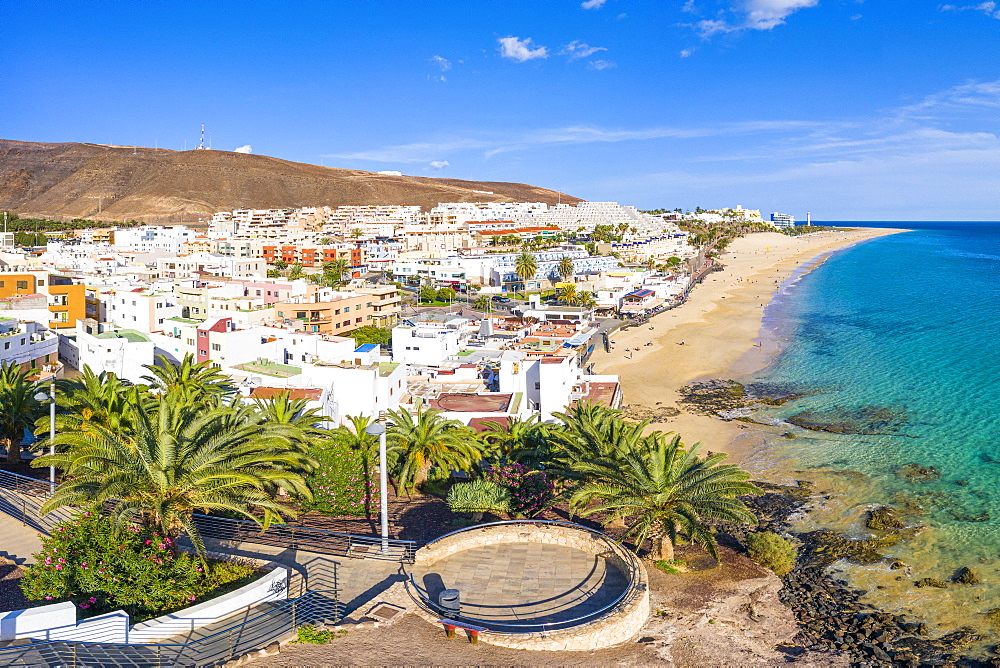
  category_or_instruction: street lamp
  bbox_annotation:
[364,418,390,554]
[33,381,56,495]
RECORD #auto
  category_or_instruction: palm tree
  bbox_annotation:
[142,353,236,406]
[322,258,350,287]
[287,263,304,280]
[549,402,649,473]
[559,283,578,306]
[273,259,288,272]
[34,395,314,562]
[514,251,538,296]
[386,406,480,491]
[473,295,492,312]
[570,434,761,561]
[557,255,575,283]
[576,290,597,310]
[53,366,142,436]
[251,392,329,450]
[479,415,548,464]
[0,363,44,464]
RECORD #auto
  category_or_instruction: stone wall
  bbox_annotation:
[411,522,650,651]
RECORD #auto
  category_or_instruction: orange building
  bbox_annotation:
[0,272,87,329]
[272,287,400,334]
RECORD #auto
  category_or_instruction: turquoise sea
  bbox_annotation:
[748,222,1000,639]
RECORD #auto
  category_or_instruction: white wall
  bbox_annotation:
[129,567,289,643]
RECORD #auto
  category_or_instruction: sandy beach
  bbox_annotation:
[591,228,905,464]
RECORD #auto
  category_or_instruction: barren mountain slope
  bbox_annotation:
[0,139,582,223]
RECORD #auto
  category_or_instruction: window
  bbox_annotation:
[3,342,8,350]
[16,281,28,290]
[158,319,163,324]
[356,317,362,324]
[199,350,208,356]
[199,331,207,337]
[335,323,341,329]
[256,290,261,296]
[211,343,221,351]
[296,311,306,319]
[186,338,195,346]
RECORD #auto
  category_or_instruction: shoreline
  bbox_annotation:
[591,227,906,465]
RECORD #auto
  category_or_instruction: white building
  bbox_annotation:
[0,319,59,370]
[113,226,197,254]
[392,322,463,366]
[70,325,155,384]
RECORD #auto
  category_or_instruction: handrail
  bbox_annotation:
[404,520,643,634]
[0,469,418,564]
[0,588,344,665]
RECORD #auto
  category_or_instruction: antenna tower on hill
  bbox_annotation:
[198,123,206,150]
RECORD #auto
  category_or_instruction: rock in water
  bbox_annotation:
[952,567,981,585]
[896,462,942,483]
[913,578,949,588]
[866,506,905,531]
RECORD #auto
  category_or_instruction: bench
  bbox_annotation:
[437,619,488,644]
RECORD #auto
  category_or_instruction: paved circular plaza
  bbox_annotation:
[409,541,629,629]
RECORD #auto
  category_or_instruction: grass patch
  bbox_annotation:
[293,624,347,644]
[653,559,689,575]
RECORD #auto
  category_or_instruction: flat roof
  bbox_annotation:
[429,392,512,413]
[250,387,322,401]
[94,329,151,343]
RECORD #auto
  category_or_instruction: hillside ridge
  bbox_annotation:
[0,139,582,223]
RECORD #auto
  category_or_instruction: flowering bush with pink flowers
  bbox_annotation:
[302,440,374,517]
[20,513,255,620]
[482,462,556,518]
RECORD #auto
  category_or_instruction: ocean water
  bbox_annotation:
[748,222,1000,639]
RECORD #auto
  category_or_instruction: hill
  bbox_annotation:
[0,139,582,223]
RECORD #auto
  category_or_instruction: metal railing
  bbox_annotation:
[0,589,342,667]
[192,513,417,564]
[0,468,417,564]
[403,519,643,634]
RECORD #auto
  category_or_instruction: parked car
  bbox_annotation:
[491,295,511,303]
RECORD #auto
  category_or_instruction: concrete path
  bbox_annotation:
[199,537,407,618]
[409,541,628,628]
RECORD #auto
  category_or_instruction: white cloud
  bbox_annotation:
[680,48,694,57]
[428,160,450,169]
[588,59,617,70]
[497,36,549,62]
[324,120,822,163]
[743,0,819,30]
[430,55,451,71]
[695,19,737,37]
[581,0,607,9]
[940,2,1000,17]
[233,145,252,154]
[561,40,608,59]
[687,0,819,38]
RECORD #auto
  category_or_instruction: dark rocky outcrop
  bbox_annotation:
[896,462,942,484]
[785,405,908,435]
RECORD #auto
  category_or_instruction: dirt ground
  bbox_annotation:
[256,545,847,667]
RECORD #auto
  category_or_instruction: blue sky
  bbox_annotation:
[3,1,998,220]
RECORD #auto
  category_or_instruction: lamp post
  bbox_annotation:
[364,417,389,554]
[33,381,56,496]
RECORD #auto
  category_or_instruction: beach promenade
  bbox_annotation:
[592,228,904,462]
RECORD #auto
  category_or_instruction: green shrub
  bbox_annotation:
[446,479,512,518]
[745,531,797,576]
[293,624,343,644]
[303,439,373,517]
[19,513,256,621]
